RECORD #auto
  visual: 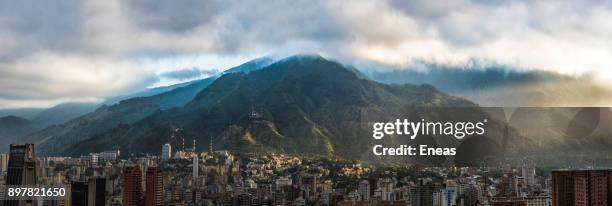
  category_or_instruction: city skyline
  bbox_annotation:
[5,142,608,206]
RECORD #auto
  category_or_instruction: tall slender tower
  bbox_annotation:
[145,167,163,206]
[4,144,38,206]
[209,136,213,154]
[192,140,196,152]
[161,143,171,161]
[193,155,199,181]
[123,166,143,206]
[88,177,106,206]
[192,155,200,205]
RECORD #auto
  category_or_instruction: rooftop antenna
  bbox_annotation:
[192,139,196,152]
[209,136,213,154]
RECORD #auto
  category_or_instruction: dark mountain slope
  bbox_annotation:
[367,64,611,107]
[32,102,99,128]
[63,55,521,165]
[23,57,274,154]
[0,115,36,144]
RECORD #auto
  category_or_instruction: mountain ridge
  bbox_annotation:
[54,55,521,166]
[20,57,277,153]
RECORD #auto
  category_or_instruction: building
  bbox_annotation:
[98,150,119,162]
[4,144,38,206]
[193,155,199,182]
[299,174,317,200]
[552,171,574,206]
[525,196,551,206]
[161,144,171,161]
[490,197,527,206]
[410,181,437,206]
[145,167,163,206]
[521,161,536,187]
[552,170,612,206]
[88,177,106,206]
[358,180,370,200]
[275,176,292,190]
[236,193,253,206]
[0,153,8,174]
[123,165,143,206]
[90,153,98,166]
[433,190,441,206]
[441,187,457,206]
[71,181,89,206]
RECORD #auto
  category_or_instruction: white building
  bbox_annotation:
[162,143,172,160]
[433,191,441,206]
[526,196,551,206]
[442,181,458,206]
[0,153,8,174]
[193,155,199,180]
[99,150,119,162]
[275,176,292,190]
[80,153,98,165]
[358,180,370,200]
[522,163,536,186]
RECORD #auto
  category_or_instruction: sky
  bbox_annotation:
[1,0,612,108]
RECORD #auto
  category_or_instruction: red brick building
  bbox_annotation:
[145,167,163,206]
[552,170,612,206]
[123,165,143,206]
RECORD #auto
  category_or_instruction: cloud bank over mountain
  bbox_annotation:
[1,0,612,107]
[365,61,612,107]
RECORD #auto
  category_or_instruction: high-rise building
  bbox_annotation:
[88,177,106,206]
[71,181,89,206]
[358,180,370,200]
[521,161,536,186]
[193,155,199,181]
[441,187,457,206]
[123,165,143,206]
[380,177,393,201]
[145,167,163,206]
[161,144,171,161]
[5,144,37,185]
[552,170,612,206]
[4,144,38,206]
[410,180,438,206]
[299,174,317,200]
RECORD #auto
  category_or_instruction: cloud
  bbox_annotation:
[1,0,612,108]
[0,53,158,108]
[160,67,218,81]
[332,1,612,75]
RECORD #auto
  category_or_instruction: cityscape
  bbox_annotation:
[2,1,612,206]
[1,142,610,206]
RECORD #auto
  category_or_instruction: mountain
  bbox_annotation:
[503,107,612,151]
[37,55,524,166]
[105,57,275,106]
[0,116,36,144]
[22,57,275,154]
[0,108,44,119]
[32,102,99,128]
[222,56,275,74]
[0,102,98,151]
[103,78,213,106]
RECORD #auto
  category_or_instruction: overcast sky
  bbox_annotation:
[1,0,612,108]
